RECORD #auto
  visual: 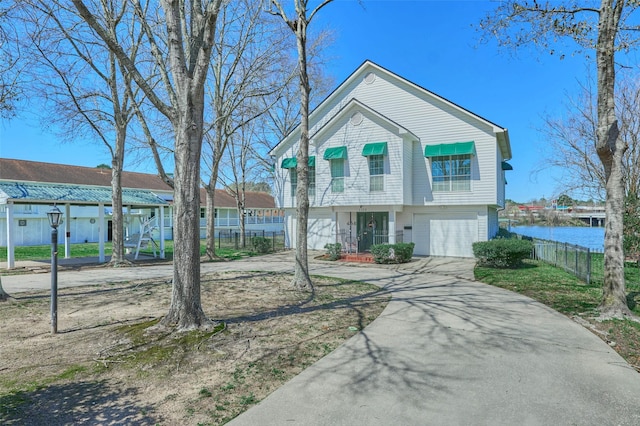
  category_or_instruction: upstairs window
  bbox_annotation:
[330,159,345,193]
[324,146,348,193]
[308,166,316,198]
[368,155,384,192]
[425,141,475,193]
[281,156,315,198]
[290,169,297,196]
[431,155,471,192]
[362,142,387,193]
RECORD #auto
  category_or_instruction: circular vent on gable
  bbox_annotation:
[350,112,363,126]
[364,72,376,84]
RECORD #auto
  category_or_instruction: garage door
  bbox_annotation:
[413,213,478,257]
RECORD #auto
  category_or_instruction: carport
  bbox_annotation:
[0,180,168,269]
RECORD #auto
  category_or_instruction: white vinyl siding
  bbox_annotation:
[272,62,509,253]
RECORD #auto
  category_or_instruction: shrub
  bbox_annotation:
[324,243,342,261]
[371,242,415,264]
[496,227,516,239]
[251,236,272,254]
[472,238,533,268]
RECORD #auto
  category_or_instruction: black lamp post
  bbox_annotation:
[47,205,62,334]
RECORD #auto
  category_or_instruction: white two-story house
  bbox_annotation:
[270,61,512,258]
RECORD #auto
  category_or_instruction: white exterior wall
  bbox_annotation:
[1,203,283,247]
[272,62,510,258]
[408,205,489,258]
[313,118,406,208]
[275,64,504,209]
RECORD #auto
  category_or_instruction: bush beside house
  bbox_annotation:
[371,242,415,264]
[472,238,533,268]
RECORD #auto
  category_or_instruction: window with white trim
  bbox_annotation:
[330,159,344,193]
[309,166,316,198]
[431,154,472,192]
[368,154,384,192]
[290,167,316,197]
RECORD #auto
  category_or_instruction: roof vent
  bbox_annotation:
[350,112,363,126]
[364,72,376,84]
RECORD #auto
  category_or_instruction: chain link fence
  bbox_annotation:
[525,237,600,285]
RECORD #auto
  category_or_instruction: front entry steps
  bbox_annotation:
[340,253,374,264]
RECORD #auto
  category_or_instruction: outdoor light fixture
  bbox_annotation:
[47,205,62,334]
[47,205,62,229]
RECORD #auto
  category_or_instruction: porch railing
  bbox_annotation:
[336,230,403,253]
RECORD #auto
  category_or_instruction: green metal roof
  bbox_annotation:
[0,181,168,206]
[424,141,476,157]
[361,142,387,157]
[280,156,316,169]
[323,146,348,160]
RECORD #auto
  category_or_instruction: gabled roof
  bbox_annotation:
[0,158,171,191]
[270,60,511,160]
[0,159,276,209]
[310,98,419,142]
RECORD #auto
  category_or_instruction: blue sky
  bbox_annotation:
[0,0,597,203]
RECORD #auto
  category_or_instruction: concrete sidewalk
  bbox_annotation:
[3,253,640,424]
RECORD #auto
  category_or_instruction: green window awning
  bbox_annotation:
[280,156,315,169]
[323,146,348,160]
[424,141,476,157]
[501,161,513,170]
[362,142,387,157]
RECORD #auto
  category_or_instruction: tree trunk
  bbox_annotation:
[595,0,631,319]
[205,188,217,259]
[0,277,11,302]
[239,202,246,248]
[109,128,127,266]
[161,99,212,330]
[292,15,313,292]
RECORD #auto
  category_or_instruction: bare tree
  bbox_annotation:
[221,116,263,248]
[268,0,333,292]
[22,0,143,266]
[480,0,637,319]
[71,0,224,330]
[537,72,640,201]
[0,0,24,118]
[201,0,287,259]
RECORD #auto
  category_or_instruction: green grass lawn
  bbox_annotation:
[0,239,282,264]
[475,259,640,370]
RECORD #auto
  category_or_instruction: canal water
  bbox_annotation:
[510,225,605,252]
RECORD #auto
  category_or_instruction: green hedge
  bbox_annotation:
[472,238,533,268]
[324,243,342,261]
[371,242,415,264]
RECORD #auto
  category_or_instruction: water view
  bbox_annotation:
[510,225,605,252]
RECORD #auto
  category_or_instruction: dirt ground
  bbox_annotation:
[0,270,389,425]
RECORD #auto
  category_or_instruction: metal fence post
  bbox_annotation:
[586,248,591,285]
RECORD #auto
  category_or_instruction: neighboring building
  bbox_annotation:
[270,61,512,258]
[0,158,283,249]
